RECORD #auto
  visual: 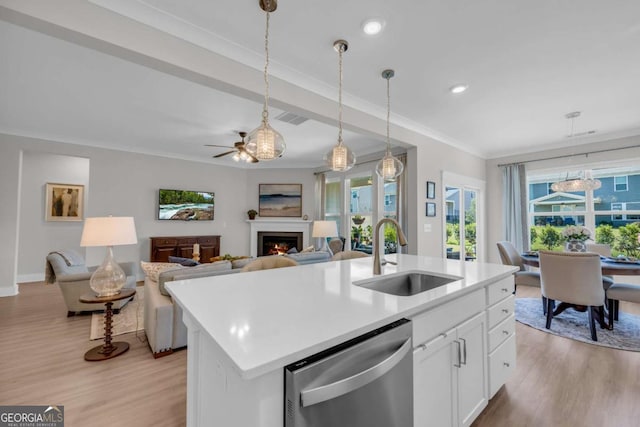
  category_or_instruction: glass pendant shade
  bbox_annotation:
[90,246,126,297]
[246,121,285,161]
[376,69,403,181]
[376,151,404,181]
[327,39,355,171]
[246,0,284,162]
[325,143,356,171]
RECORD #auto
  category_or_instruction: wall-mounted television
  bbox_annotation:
[158,189,214,221]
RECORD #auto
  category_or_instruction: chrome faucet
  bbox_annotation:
[373,218,408,275]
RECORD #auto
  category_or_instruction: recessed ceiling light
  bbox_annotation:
[362,18,385,35]
[449,84,468,94]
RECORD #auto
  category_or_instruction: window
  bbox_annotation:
[528,166,640,251]
[614,176,628,192]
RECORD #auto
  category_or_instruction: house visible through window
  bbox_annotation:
[614,175,628,192]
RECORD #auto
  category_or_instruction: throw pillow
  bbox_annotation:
[168,256,200,267]
[231,257,254,269]
[300,245,315,253]
[140,261,184,282]
[286,247,298,254]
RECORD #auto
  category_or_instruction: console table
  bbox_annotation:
[150,235,220,263]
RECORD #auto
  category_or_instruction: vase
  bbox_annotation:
[565,240,586,252]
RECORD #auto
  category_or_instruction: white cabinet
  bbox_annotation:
[413,312,487,427]
[486,277,516,398]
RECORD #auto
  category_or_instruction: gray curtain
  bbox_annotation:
[315,172,326,220]
[502,164,529,251]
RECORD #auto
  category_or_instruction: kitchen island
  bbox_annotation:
[167,254,518,427]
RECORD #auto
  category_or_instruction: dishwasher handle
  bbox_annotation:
[300,337,412,408]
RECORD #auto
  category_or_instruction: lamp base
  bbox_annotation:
[90,246,126,297]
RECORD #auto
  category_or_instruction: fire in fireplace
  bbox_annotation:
[257,231,303,257]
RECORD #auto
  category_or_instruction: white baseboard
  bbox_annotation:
[17,273,45,283]
[0,285,19,297]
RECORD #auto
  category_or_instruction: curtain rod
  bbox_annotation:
[497,144,640,168]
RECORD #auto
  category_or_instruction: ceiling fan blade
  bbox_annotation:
[247,152,259,163]
[213,150,236,158]
[205,144,234,149]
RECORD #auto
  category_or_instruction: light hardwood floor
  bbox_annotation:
[1,282,639,427]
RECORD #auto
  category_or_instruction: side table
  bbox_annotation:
[79,288,136,361]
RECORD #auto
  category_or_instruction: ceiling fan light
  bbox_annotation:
[232,152,241,162]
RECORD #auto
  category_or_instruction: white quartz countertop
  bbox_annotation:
[167,254,517,379]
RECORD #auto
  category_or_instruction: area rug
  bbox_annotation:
[90,288,144,340]
[515,298,640,351]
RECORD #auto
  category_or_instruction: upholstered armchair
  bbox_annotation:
[46,250,136,317]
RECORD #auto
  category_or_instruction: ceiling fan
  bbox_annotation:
[205,131,258,163]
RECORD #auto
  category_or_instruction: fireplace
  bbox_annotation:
[258,232,303,256]
[247,219,312,258]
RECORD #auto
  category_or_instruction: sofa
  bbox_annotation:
[143,252,331,357]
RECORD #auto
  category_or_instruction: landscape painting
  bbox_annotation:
[158,189,214,221]
[259,184,302,217]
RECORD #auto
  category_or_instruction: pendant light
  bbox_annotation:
[245,0,285,161]
[376,69,404,181]
[325,40,356,171]
[551,112,601,192]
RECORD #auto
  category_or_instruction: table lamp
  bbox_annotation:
[80,216,138,297]
[312,220,338,253]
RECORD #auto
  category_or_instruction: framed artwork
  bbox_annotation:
[45,183,84,221]
[259,184,302,217]
[426,181,436,199]
[426,202,436,217]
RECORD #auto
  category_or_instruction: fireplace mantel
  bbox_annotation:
[247,219,312,258]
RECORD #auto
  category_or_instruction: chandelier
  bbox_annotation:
[245,0,285,161]
[551,170,601,192]
[376,69,403,181]
[325,40,356,171]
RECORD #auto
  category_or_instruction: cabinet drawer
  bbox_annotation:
[177,238,198,245]
[412,289,485,346]
[487,295,514,329]
[489,334,516,398]
[155,238,178,246]
[487,276,514,306]
[488,314,515,353]
[198,237,218,245]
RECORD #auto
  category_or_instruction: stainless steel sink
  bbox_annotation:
[354,272,461,296]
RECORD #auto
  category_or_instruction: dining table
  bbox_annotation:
[520,252,640,329]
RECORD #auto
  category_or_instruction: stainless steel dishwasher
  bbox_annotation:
[285,318,413,427]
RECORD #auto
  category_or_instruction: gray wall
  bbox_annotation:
[18,151,90,282]
[0,133,315,295]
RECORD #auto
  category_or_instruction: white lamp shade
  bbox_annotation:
[80,217,138,247]
[312,220,338,238]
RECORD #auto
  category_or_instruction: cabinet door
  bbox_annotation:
[414,329,457,427]
[456,312,488,427]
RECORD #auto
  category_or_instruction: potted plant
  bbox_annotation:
[352,215,365,225]
[561,225,591,252]
[247,209,258,220]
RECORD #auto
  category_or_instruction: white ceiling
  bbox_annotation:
[2,0,640,167]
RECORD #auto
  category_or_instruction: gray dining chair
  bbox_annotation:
[606,283,640,329]
[496,241,546,312]
[539,251,605,341]
[585,243,615,291]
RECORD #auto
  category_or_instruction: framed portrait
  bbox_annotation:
[426,181,436,199]
[259,184,302,217]
[45,183,84,221]
[426,202,436,217]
